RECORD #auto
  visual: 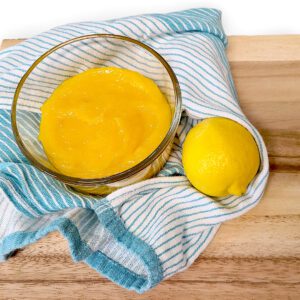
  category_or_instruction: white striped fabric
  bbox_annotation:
[0,8,269,293]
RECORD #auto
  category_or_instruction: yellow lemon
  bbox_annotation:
[182,117,260,197]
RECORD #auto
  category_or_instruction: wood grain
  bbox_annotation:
[1,36,300,299]
[227,35,300,62]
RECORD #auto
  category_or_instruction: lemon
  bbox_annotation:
[182,117,260,197]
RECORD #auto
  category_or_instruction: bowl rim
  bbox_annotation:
[11,34,182,186]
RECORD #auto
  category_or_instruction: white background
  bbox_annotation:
[1,0,299,44]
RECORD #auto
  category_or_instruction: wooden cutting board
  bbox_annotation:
[0,36,299,300]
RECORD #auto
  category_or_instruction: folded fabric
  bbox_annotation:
[0,8,269,293]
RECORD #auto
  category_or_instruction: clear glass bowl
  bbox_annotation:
[12,34,182,195]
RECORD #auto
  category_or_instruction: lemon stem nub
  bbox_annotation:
[228,183,245,196]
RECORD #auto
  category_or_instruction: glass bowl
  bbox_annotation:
[12,34,182,195]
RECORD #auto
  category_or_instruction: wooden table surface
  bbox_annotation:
[0,36,299,300]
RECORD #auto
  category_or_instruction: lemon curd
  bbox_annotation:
[39,67,171,179]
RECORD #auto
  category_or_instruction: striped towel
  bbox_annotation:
[0,8,269,293]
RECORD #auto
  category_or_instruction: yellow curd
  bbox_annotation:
[39,67,171,179]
